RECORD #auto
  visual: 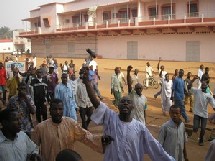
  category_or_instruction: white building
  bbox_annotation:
[13,30,31,55]
[0,39,13,54]
[20,0,215,62]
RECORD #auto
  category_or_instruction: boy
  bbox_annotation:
[158,105,188,161]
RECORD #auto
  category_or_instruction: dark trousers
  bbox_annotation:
[79,106,93,130]
[35,101,47,123]
[0,85,6,104]
[193,114,208,143]
[47,91,54,103]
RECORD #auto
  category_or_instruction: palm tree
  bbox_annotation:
[0,26,12,39]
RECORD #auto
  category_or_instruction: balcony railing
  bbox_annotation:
[187,12,199,17]
[20,11,215,36]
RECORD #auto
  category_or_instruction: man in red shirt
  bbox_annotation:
[0,62,7,105]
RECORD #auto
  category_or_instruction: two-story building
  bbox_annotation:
[20,0,215,62]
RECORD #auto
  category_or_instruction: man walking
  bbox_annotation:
[32,98,100,161]
[81,66,175,161]
[55,73,77,120]
[191,81,215,146]
[171,69,189,123]
[161,73,172,115]
[145,62,153,88]
[30,69,48,123]
[111,67,122,106]
[158,106,188,161]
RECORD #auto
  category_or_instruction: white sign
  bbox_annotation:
[5,62,26,73]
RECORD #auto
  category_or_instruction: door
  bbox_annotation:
[186,41,200,62]
[127,41,138,59]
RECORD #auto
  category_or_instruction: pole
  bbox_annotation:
[156,0,157,18]
[189,0,190,17]
[170,0,173,19]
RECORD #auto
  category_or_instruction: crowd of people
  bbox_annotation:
[0,51,215,161]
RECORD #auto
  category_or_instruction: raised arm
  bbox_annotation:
[144,127,175,161]
[82,67,100,108]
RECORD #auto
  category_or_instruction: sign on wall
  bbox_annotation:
[5,62,26,73]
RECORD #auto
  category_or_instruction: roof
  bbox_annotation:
[0,39,13,43]
[30,8,40,12]
[22,16,40,21]
[39,2,64,7]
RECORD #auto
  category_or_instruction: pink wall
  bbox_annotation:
[97,32,215,62]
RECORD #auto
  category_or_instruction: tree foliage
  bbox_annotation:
[0,26,13,39]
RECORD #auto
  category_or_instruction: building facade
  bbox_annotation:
[20,0,215,62]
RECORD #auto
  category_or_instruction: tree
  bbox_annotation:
[0,26,13,39]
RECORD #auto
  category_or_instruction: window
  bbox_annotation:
[43,18,50,27]
[72,16,80,24]
[187,2,198,17]
[162,4,175,20]
[131,9,137,18]
[65,19,70,23]
[84,14,88,22]
[117,8,130,23]
[103,11,111,21]
[148,7,158,19]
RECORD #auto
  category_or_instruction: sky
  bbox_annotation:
[0,0,69,30]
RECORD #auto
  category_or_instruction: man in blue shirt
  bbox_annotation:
[172,69,189,123]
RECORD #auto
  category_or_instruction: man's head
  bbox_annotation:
[187,72,192,78]
[134,69,139,75]
[0,108,22,134]
[174,69,179,76]
[160,65,164,71]
[36,69,42,78]
[115,67,120,75]
[134,83,143,96]
[165,73,169,81]
[56,149,83,161]
[89,65,93,70]
[200,64,204,70]
[169,105,181,124]
[178,69,184,78]
[65,61,68,65]
[118,96,134,116]
[11,64,15,70]
[205,67,209,74]
[70,74,76,81]
[50,98,64,124]
[12,68,19,77]
[201,81,208,93]
[17,81,27,99]
[61,73,68,85]
[127,65,133,72]
[49,66,54,73]
[146,62,150,67]
[0,62,3,69]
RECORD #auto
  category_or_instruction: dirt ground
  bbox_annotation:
[36,57,213,161]
[3,56,215,161]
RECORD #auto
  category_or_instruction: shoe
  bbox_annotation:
[208,137,215,141]
[198,142,204,146]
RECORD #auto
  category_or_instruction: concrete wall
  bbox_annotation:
[97,32,215,62]
[40,4,58,33]
[31,36,96,58]
[0,42,14,53]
